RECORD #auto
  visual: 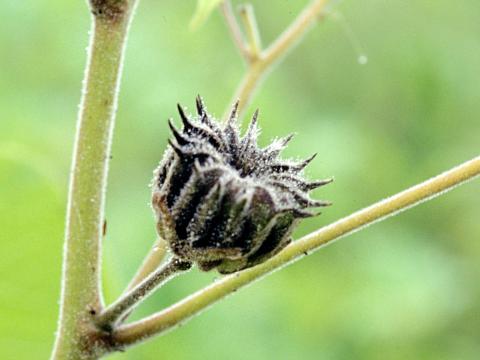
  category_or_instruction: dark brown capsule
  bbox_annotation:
[152,97,332,274]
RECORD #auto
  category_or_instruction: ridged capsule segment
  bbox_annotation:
[152,97,332,274]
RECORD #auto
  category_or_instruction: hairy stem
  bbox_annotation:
[51,1,138,359]
[112,155,480,347]
[124,237,169,292]
[96,257,191,330]
[224,0,328,118]
[116,238,168,324]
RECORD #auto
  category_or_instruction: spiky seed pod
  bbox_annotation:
[152,97,332,274]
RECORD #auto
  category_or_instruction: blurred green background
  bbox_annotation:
[1,0,479,359]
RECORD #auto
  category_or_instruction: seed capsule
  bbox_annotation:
[152,97,332,274]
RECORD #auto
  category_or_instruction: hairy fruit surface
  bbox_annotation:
[152,97,332,274]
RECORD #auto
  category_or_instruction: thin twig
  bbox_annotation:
[124,237,169,292]
[238,4,262,60]
[262,0,327,67]
[113,155,480,347]
[96,257,191,330]
[223,0,328,119]
[116,237,169,324]
[220,0,250,62]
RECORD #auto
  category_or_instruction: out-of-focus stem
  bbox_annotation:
[223,0,328,119]
[220,0,250,61]
[238,4,262,60]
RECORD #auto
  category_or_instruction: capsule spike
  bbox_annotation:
[177,103,195,132]
[308,199,333,207]
[196,95,205,115]
[228,100,240,125]
[280,133,295,146]
[251,109,259,125]
[168,139,184,157]
[293,153,317,171]
[168,118,189,145]
[305,178,334,190]
[200,111,209,124]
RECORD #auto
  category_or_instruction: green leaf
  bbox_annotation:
[190,0,224,30]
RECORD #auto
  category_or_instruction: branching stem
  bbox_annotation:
[238,4,262,60]
[223,0,328,118]
[95,257,191,330]
[124,237,169,292]
[112,155,480,347]
[220,0,250,61]
[51,0,479,358]
[116,238,169,324]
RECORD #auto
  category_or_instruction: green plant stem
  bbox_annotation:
[220,0,250,61]
[238,4,262,60]
[124,237,168,292]
[95,257,191,330]
[112,155,480,347]
[51,1,138,359]
[114,238,168,324]
[224,0,328,118]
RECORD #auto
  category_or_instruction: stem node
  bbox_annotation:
[89,0,129,22]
